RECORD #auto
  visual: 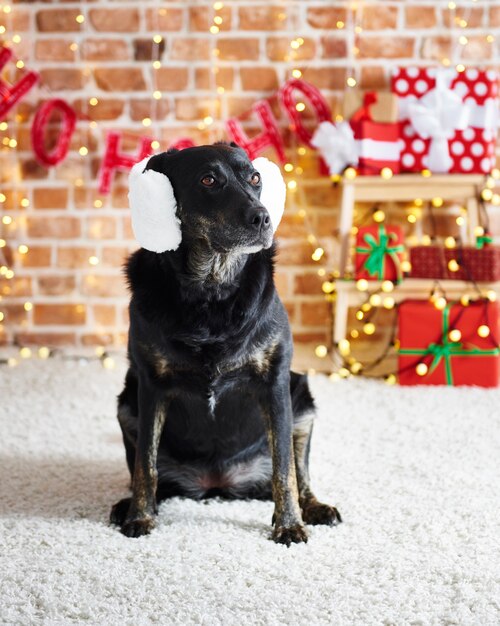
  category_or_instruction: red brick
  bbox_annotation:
[155,67,190,91]
[73,98,125,121]
[130,99,170,122]
[82,275,128,298]
[293,331,330,344]
[89,9,140,32]
[81,39,129,61]
[267,37,316,61]
[298,67,346,90]
[2,305,26,324]
[36,9,82,32]
[359,66,388,90]
[94,68,146,92]
[38,276,76,296]
[34,304,86,326]
[11,9,30,31]
[189,6,232,31]
[8,277,32,297]
[33,188,69,210]
[358,37,414,59]
[16,332,77,347]
[82,333,116,346]
[39,69,85,91]
[18,247,52,268]
[462,36,493,61]
[321,36,348,59]
[171,38,212,61]
[277,243,318,266]
[194,67,233,91]
[442,7,483,28]
[86,218,118,240]
[101,247,131,267]
[300,301,332,326]
[35,39,76,62]
[277,214,307,238]
[57,247,95,269]
[316,213,339,237]
[490,7,500,27]
[240,68,279,92]
[405,7,437,29]
[239,6,289,31]
[27,217,81,239]
[420,36,452,61]
[93,305,117,326]
[307,7,347,29]
[133,39,166,61]
[294,273,324,295]
[361,6,399,30]
[218,38,260,61]
[145,7,184,31]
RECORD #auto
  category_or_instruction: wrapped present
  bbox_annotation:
[398,299,500,387]
[349,93,402,175]
[355,224,405,281]
[409,244,500,282]
[391,66,498,174]
[344,90,398,123]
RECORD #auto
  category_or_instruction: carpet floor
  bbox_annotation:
[0,357,499,626]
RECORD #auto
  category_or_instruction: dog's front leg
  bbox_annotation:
[262,374,308,546]
[120,376,168,538]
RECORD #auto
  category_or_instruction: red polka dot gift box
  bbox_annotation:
[391,67,498,174]
[398,299,500,387]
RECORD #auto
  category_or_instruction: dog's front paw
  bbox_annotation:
[109,497,132,526]
[271,524,308,546]
[302,501,342,526]
[120,516,156,538]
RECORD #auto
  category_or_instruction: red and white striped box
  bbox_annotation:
[350,119,401,175]
[391,67,498,174]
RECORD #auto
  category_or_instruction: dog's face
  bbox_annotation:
[128,144,286,254]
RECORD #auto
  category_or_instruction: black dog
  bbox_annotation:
[110,143,341,545]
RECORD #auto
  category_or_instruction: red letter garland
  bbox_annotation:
[0,46,39,119]
[31,99,77,167]
[98,132,154,195]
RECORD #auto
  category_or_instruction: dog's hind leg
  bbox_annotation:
[291,372,342,527]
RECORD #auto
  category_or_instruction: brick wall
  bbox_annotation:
[0,1,499,351]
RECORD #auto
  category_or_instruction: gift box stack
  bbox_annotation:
[312,66,498,177]
[391,67,498,174]
[398,299,500,387]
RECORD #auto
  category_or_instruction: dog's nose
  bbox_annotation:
[250,209,271,230]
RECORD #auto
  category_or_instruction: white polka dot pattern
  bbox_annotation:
[390,66,497,174]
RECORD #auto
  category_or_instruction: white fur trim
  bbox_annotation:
[128,156,182,253]
[252,157,286,232]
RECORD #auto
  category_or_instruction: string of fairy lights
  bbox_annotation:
[0,0,499,375]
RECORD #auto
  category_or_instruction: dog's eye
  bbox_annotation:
[201,175,216,187]
[250,173,261,186]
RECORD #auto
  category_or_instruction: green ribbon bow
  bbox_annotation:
[475,234,493,249]
[399,303,500,385]
[356,224,404,281]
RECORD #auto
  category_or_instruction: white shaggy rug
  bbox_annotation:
[1,357,499,626]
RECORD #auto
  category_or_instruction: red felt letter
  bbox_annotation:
[99,132,154,195]
[0,46,39,120]
[226,100,286,164]
[31,99,77,167]
[279,78,332,147]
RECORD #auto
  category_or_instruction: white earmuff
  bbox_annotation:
[251,157,286,232]
[128,156,182,253]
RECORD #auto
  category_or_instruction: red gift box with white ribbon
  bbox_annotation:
[349,93,401,175]
[391,67,498,174]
